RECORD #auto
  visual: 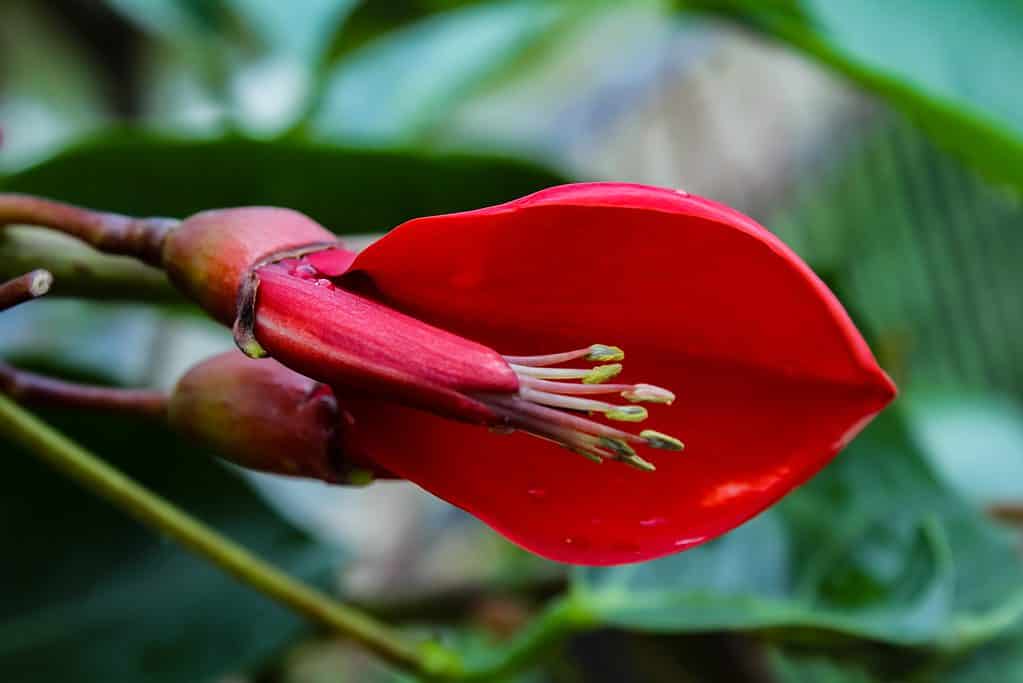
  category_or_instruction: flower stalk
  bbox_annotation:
[0,269,52,311]
[0,393,457,677]
[0,363,169,419]
[0,193,177,266]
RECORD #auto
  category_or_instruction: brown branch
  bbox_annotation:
[0,363,168,420]
[0,193,178,266]
[990,503,1023,526]
[0,269,53,311]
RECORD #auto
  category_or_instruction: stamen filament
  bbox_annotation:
[518,388,649,423]
[503,344,624,366]
[509,363,622,383]
[484,394,645,446]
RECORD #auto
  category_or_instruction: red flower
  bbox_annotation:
[170,183,896,565]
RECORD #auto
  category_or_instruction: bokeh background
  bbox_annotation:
[1,1,1022,681]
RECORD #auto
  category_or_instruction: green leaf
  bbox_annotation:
[768,650,882,683]
[572,410,1023,648]
[770,117,1023,396]
[224,0,360,63]
[0,404,337,682]
[905,391,1023,508]
[0,130,568,230]
[311,0,594,143]
[943,620,1023,682]
[684,0,1023,192]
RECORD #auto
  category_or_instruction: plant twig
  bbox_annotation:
[0,363,169,419]
[0,269,53,311]
[0,193,177,266]
[990,503,1023,525]
[0,226,179,303]
[0,394,462,678]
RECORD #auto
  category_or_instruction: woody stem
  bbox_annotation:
[0,269,52,310]
[0,193,178,266]
[0,363,169,420]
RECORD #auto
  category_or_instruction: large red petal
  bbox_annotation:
[340,183,895,564]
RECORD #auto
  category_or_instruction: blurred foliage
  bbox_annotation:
[574,410,1023,648]
[0,401,337,683]
[0,132,567,228]
[771,117,1023,396]
[683,0,1023,194]
[2,1,1023,682]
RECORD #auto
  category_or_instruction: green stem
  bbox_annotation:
[460,594,593,681]
[0,226,180,303]
[0,393,461,677]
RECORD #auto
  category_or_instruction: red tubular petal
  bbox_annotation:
[339,182,895,565]
[253,263,519,424]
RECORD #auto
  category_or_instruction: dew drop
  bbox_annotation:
[639,516,666,528]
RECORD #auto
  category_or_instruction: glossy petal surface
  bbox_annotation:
[341,183,895,564]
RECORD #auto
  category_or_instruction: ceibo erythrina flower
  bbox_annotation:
[160,183,896,565]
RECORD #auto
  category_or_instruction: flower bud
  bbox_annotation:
[168,351,388,483]
[161,207,344,325]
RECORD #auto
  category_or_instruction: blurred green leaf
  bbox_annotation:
[572,410,1023,648]
[768,650,882,683]
[311,0,597,143]
[0,130,568,230]
[771,117,1023,395]
[905,391,1023,508]
[224,0,360,62]
[0,404,337,683]
[107,0,358,62]
[0,1,108,170]
[943,620,1023,682]
[685,0,1023,193]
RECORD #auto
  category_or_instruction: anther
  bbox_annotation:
[605,405,648,422]
[583,364,622,384]
[622,384,675,404]
[641,430,685,451]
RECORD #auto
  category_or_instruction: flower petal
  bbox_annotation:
[339,183,895,564]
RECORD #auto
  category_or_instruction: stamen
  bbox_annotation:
[478,344,683,472]
[604,405,648,422]
[520,387,648,423]
[622,384,675,404]
[503,344,624,367]
[641,430,685,451]
[583,364,623,384]
[509,363,622,383]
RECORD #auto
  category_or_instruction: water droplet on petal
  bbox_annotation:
[639,516,666,528]
[526,487,546,500]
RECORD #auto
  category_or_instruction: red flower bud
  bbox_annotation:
[168,351,389,483]
[161,183,895,565]
[161,207,343,324]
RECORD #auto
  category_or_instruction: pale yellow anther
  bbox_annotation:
[599,437,637,458]
[623,454,656,471]
[640,430,685,451]
[586,344,625,362]
[605,405,649,422]
[582,363,623,384]
[622,384,675,404]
